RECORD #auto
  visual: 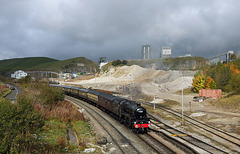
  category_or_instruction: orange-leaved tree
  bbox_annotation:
[205,76,216,89]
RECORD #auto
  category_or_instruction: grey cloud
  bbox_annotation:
[0,0,240,62]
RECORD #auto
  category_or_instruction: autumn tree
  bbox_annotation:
[192,75,206,93]
[205,76,216,89]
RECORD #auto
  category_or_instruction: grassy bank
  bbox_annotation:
[0,82,103,153]
[0,87,11,97]
[213,94,240,112]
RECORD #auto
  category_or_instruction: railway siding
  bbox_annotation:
[149,112,228,154]
[153,104,240,152]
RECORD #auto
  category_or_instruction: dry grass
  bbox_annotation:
[34,100,85,122]
[0,87,11,97]
[213,94,240,112]
[174,87,194,95]
[0,86,8,93]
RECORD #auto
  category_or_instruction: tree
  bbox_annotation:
[205,76,216,89]
[230,53,238,61]
[192,75,206,93]
[231,73,240,94]
[214,64,231,91]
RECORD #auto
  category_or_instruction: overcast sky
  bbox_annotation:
[0,0,240,62]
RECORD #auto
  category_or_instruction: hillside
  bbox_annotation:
[0,57,99,75]
[45,57,99,72]
[126,57,209,70]
[0,57,57,74]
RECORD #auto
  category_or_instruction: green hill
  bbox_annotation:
[0,57,58,73]
[44,57,99,72]
[0,57,99,75]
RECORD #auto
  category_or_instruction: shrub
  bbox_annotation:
[0,97,44,153]
[40,85,64,105]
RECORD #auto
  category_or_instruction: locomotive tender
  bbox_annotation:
[51,84,151,133]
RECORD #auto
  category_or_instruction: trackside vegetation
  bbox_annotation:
[0,80,103,153]
[0,96,44,153]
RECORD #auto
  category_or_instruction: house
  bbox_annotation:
[11,70,28,79]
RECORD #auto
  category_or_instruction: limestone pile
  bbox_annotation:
[67,65,194,93]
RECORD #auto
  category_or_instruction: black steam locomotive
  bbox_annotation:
[51,84,151,133]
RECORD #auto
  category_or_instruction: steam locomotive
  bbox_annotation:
[51,84,151,133]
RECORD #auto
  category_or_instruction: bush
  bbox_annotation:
[0,97,44,153]
[40,85,64,105]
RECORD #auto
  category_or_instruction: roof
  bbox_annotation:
[99,92,115,101]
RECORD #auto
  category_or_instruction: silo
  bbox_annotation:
[141,45,151,59]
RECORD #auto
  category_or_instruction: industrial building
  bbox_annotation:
[161,46,172,58]
[141,45,151,59]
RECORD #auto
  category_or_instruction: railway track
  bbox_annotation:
[66,96,140,154]
[66,96,185,153]
[139,131,200,154]
[137,133,176,154]
[149,113,228,154]
[144,102,240,153]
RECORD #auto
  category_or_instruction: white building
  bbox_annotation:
[11,70,28,79]
[161,46,171,58]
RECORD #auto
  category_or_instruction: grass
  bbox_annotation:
[0,57,99,73]
[0,57,58,73]
[39,120,68,147]
[39,119,97,152]
[213,94,240,112]
[72,120,97,152]
[0,88,11,97]
[160,99,180,107]
[72,121,93,138]
[174,87,194,95]
[45,57,99,72]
